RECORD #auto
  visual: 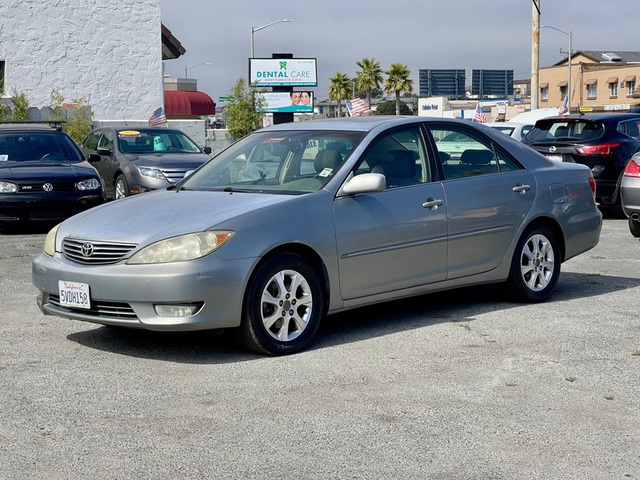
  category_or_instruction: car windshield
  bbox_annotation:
[0,132,84,163]
[180,130,365,194]
[526,119,605,143]
[117,129,202,154]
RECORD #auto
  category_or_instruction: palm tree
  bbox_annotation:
[384,63,414,115]
[355,58,383,108]
[328,72,352,117]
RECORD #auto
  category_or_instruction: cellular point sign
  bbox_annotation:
[249,58,318,87]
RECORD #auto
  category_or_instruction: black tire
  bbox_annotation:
[238,253,324,355]
[114,174,130,200]
[629,217,640,237]
[506,225,561,302]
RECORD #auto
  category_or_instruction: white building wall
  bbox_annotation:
[0,0,163,121]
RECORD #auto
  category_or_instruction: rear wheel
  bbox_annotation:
[114,174,130,199]
[506,225,561,302]
[238,253,324,355]
[629,216,640,237]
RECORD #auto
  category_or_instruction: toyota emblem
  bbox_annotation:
[549,146,557,153]
[43,183,54,192]
[81,243,95,257]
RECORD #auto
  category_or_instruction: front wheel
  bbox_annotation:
[114,174,130,200]
[238,254,324,355]
[506,225,561,302]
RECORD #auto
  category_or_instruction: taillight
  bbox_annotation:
[575,142,620,155]
[623,158,640,178]
[588,175,596,196]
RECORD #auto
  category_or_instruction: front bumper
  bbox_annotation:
[32,251,256,331]
[0,193,103,222]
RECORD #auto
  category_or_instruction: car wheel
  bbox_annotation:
[629,217,640,237]
[506,225,560,302]
[114,174,130,199]
[238,253,324,355]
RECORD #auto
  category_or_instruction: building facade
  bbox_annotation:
[0,0,163,121]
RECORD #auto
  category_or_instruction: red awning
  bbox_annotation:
[164,90,216,116]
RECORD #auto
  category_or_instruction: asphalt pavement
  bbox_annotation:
[0,219,638,480]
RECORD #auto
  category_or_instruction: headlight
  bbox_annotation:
[43,224,61,256]
[0,181,18,193]
[139,167,166,180]
[76,178,101,190]
[126,231,234,264]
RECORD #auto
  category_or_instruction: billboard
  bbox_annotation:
[257,91,314,113]
[250,58,318,87]
[419,69,466,98]
[471,70,514,97]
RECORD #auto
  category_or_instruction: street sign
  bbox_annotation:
[218,96,235,102]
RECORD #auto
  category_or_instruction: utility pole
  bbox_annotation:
[531,0,541,110]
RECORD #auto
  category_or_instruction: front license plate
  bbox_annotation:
[58,281,91,309]
[544,154,563,162]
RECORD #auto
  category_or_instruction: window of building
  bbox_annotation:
[609,79,618,97]
[627,80,636,96]
[587,83,597,99]
[559,85,567,99]
[541,86,549,101]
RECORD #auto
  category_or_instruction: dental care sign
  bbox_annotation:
[250,58,318,87]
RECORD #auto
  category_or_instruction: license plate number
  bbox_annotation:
[544,154,563,162]
[58,281,91,309]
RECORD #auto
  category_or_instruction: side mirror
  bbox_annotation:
[338,173,386,196]
[87,153,101,163]
[203,146,212,155]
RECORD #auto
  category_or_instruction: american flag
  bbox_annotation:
[346,98,373,117]
[558,95,569,115]
[149,106,166,126]
[473,103,487,123]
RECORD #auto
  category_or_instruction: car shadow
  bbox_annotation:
[0,222,55,235]
[65,270,640,363]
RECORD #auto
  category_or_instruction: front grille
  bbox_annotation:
[49,294,137,319]
[19,182,76,192]
[161,168,191,183]
[62,238,137,265]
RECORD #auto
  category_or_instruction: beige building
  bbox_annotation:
[540,50,640,113]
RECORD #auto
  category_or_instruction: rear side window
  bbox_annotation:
[618,119,640,140]
[526,120,605,142]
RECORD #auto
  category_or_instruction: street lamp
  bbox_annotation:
[250,19,293,58]
[542,25,573,111]
[184,62,213,79]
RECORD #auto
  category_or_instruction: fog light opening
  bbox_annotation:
[153,303,203,318]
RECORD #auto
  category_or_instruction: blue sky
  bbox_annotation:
[160,0,637,102]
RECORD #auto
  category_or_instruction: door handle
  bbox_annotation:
[512,183,531,194]
[422,197,444,210]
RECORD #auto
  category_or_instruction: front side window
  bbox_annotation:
[431,126,519,179]
[98,130,114,150]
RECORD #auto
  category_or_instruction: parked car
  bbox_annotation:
[0,122,104,225]
[487,121,534,141]
[522,113,640,216]
[80,126,212,200]
[620,152,640,236]
[32,116,602,355]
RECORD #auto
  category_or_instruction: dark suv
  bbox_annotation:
[523,113,640,215]
[0,122,104,224]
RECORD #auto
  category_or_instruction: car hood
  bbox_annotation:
[56,189,294,245]
[0,162,98,181]
[124,152,211,168]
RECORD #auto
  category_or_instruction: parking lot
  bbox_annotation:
[1,219,638,480]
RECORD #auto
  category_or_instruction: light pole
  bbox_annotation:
[184,62,213,79]
[250,19,293,58]
[542,25,573,111]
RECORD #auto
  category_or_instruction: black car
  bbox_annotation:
[523,113,640,215]
[80,126,212,200]
[0,122,104,224]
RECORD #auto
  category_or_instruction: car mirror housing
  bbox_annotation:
[87,153,101,163]
[203,146,212,155]
[339,173,386,196]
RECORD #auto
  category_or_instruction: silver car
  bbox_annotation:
[621,152,640,236]
[32,117,602,355]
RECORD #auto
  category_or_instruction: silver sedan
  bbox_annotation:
[32,116,602,355]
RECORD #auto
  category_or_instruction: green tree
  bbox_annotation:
[374,99,412,116]
[355,58,383,108]
[384,63,414,115]
[11,90,29,121]
[49,89,94,144]
[224,78,265,141]
[328,72,351,117]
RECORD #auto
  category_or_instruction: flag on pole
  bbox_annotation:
[473,103,487,123]
[558,95,569,115]
[149,106,167,126]
[346,98,373,117]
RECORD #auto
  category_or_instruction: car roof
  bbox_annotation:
[262,116,475,133]
[95,125,184,133]
[538,113,640,122]
[0,122,65,133]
